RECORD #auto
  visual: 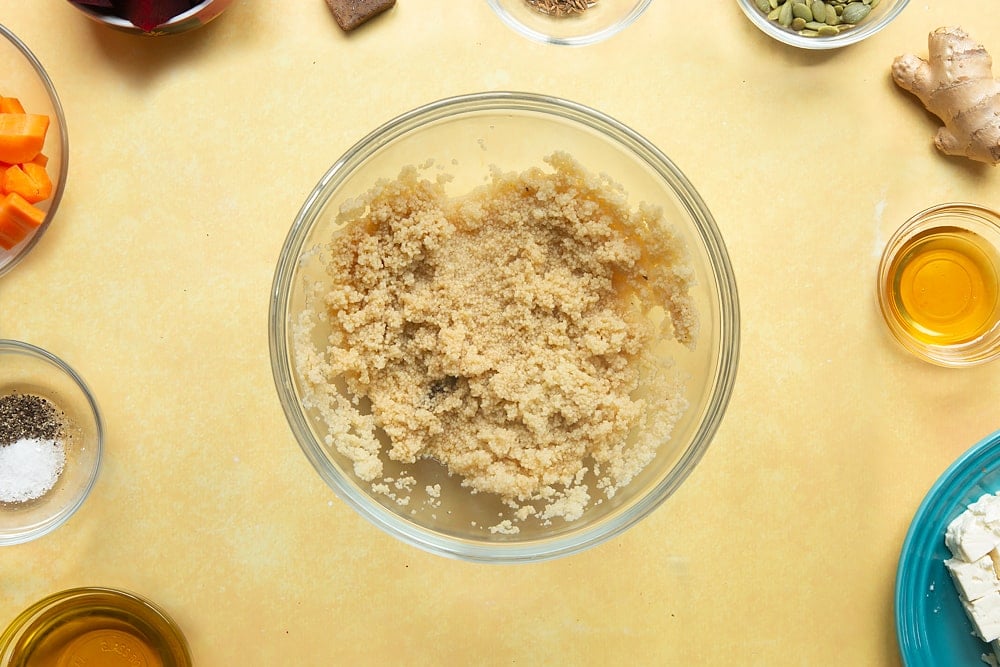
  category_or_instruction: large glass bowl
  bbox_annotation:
[269,92,740,562]
[0,24,69,278]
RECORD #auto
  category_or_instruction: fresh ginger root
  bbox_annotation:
[891,27,1000,166]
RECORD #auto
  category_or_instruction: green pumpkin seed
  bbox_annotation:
[841,2,870,23]
[778,0,794,26]
[810,1,827,22]
[760,0,869,38]
[791,2,813,20]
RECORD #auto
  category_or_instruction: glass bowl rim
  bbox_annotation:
[0,339,104,546]
[735,0,910,50]
[269,90,740,562]
[485,0,654,47]
[0,23,69,279]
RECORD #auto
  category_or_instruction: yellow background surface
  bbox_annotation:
[3,0,1000,664]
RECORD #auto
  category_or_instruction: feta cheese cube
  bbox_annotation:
[970,494,1000,523]
[947,554,1000,601]
[964,591,1000,642]
[947,509,1000,562]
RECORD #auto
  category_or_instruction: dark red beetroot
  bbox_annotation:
[70,0,202,32]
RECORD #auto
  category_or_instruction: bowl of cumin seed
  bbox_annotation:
[486,0,652,46]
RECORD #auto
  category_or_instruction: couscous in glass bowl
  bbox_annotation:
[270,92,740,562]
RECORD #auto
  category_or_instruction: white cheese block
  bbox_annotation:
[947,495,1000,562]
[970,495,1000,523]
[947,510,999,562]
[947,554,1000,601]
[965,591,1000,642]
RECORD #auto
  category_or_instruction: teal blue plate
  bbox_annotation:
[896,430,1000,665]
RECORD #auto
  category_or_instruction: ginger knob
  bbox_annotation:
[892,27,1000,166]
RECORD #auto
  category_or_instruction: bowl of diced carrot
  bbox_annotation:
[0,24,68,277]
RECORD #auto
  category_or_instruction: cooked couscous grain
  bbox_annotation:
[293,152,696,523]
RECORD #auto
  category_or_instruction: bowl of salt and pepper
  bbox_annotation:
[0,340,103,546]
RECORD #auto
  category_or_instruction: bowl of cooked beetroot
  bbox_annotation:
[66,0,233,35]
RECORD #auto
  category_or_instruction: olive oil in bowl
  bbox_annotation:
[0,588,191,667]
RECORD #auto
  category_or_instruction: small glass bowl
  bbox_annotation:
[736,0,909,50]
[0,25,69,278]
[270,91,740,562]
[65,0,233,35]
[877,203,1000,367]
[0,340,103,545]
[486,0,652,46]
[0,587,191,667]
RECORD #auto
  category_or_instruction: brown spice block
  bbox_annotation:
[325,0,396,31]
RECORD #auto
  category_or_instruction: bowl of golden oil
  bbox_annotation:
[878,203,1000,366]
[0,587,191,667]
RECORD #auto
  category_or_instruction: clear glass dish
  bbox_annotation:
[0,340,103,546]
[487,0,652,46]
[269,91,740,562]
[0,587,191,667]
[736,0,909,50]
[0,24,69,277]
[877,203,1000,367]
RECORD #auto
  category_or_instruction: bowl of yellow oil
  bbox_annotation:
[878,203,1000,366]
[0,587,191,667]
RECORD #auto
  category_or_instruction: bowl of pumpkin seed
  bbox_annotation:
[737,0,908,49]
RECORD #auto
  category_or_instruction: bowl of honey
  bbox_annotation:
[877,203,1000,367]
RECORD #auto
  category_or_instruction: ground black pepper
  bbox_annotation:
[0,392,63,446]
